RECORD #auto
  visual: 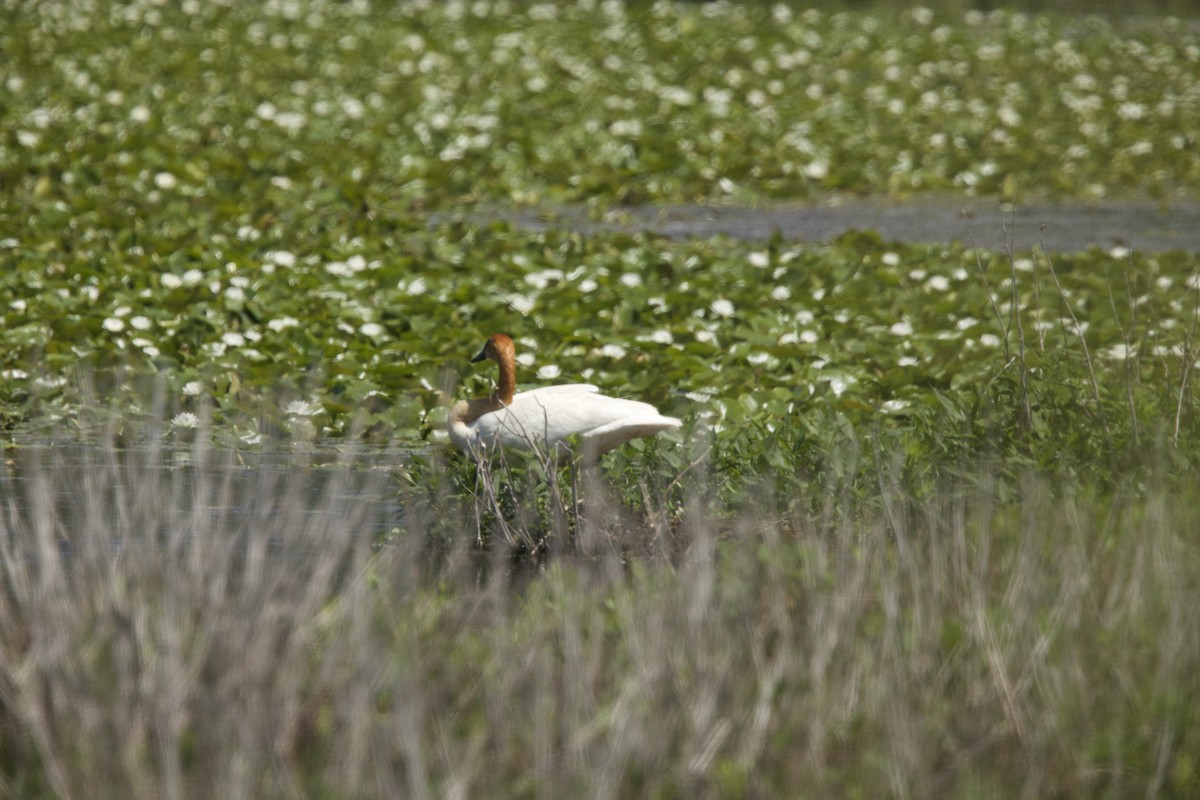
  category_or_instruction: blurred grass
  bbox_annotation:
[0,427,1197,798]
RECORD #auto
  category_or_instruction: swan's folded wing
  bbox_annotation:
[471,388,681,456]
[581,413,682,459]
[517,384,599,396]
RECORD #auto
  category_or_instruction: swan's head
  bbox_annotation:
[471,333,515,366]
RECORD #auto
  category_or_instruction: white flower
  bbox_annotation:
[507,293,535,314]
[130,105,151,123]
[898,356,919,367]
[882,399,909,412]
[710,298,734,317]
[800,330,819,344]
[274,111,307,132]
[525,269,563,290]
[130,316,152,330]
[266,250,296,268]
[182,381,203,396]
[182,269,204,286]
[979,333,1002,347]
[620,273,642,287]
[882,252,901,266]
[997,106,1021,127]
[103,317,125,332]
[771,286,791,301]
[600,343,627,359]
[284,400,321,417]
[222,332,245,347]
[828,375,853,396]
[268,316,299,332]
[956,316,979,330]
[154,172,177,190]
[660,86,694,106]
[610,119,642,137]
[161,273,182,289]
[359,322,385,338]
[890,320,913,336]
[171,412,200,429]
[1109,246,1130,259]
[1117,102,1146,120]
[926,275,950,291]
[536,364,561,380]
[748,251,770,268]
[649,329,674,345]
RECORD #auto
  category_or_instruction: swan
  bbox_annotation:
[448,334,682,462]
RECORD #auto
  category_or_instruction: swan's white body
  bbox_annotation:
[449,384,681,458]
[448,335,681,462]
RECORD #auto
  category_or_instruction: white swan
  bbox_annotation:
[448,334,681,462]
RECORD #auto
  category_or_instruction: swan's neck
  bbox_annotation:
[494,354,516,406]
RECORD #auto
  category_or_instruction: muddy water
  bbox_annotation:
[445,198,1200,253]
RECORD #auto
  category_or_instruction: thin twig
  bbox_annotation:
[1174,278,1200,446]
[1106,256,1140,448]
[967,228,1012,363]
[1040,230,1104,416]
[1001,206,1032,437]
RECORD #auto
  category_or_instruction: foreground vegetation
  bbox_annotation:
[0,430,1196,798]
[3,0,1200,796]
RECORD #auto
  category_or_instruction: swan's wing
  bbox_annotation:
[517,384,600,396]
[471,389,680,456]
[581,414,682,459]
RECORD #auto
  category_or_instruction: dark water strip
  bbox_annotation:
[438,199,1200,253]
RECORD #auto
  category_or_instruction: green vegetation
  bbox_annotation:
[2,0,1199,797]
[3,0,1199,218]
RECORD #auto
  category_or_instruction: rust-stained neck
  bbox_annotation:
[476,334,516,406]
